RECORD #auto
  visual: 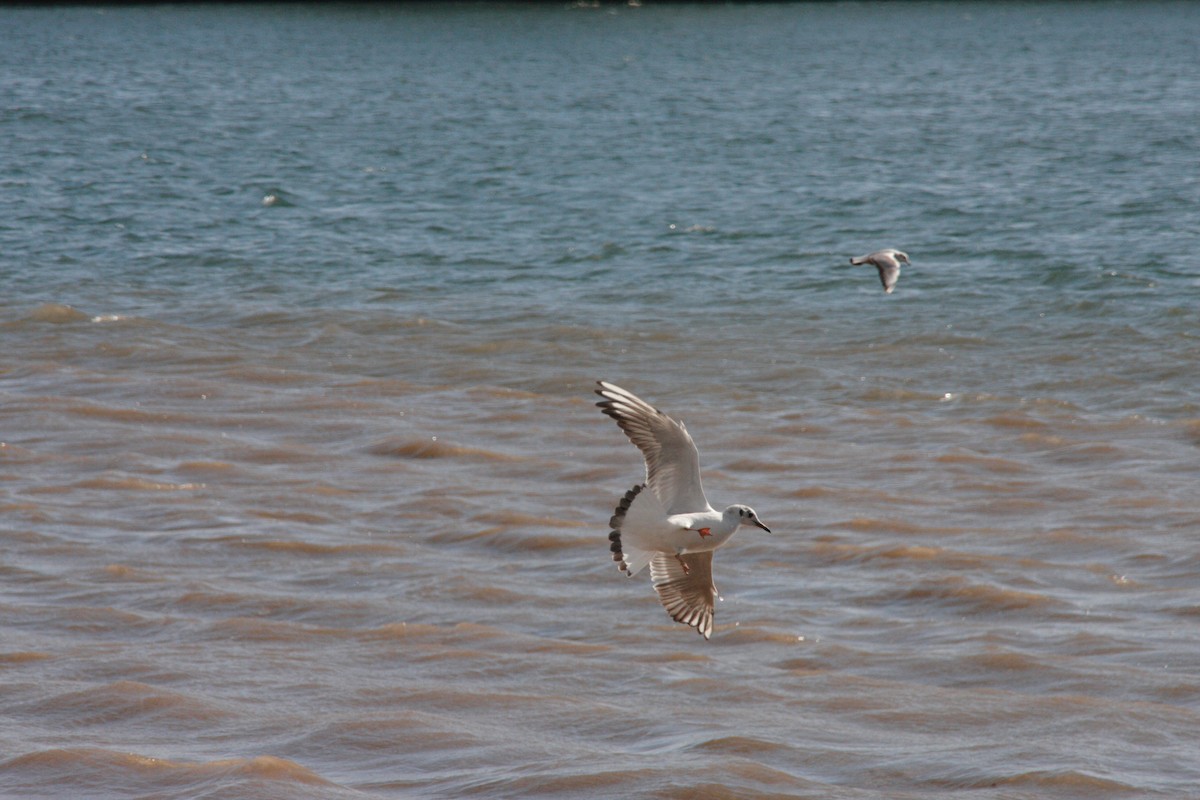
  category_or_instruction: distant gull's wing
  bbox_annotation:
[875,259,900,293]
[596,381,711,515]
[851,251,902,293]
[649,551,717,639]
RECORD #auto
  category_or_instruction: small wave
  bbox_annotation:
[457,767,666,798]
[177,460,236,473]
[214,536,403,557]
[445,584,529,604]
[691,735,790,757]
[943,767,1138,793]
[773,656,825,675]
[0,748,344,797]
[431,527,594,553]
[630,649,711,665]
[204,617,346,643]
[963,497,1052,516]
[719,624,810,646]
[985,413,1049,430]
[1183,419,1200,448]
[214,754,335,784]
[1046,441,1125,464]
[860,386,948,403]
[74,476,205,492]
[215,366,318,386]
[26,303,90,324]
[558,464,625,484]
[808,541,987,570]
[935,451,1029,474]
[288,714,481,759]
[721,457,801,474]
[358,621,606,658]
[841,518,970,537]
[1053,629,1146,657]
[238,446,330,465]
[962,648,1045,673]
[0,441,36,458]
[18,681,230,728]
[1017,431,1071,449]
[358,622,463,642]
[64,403,186,425]
[882,577,1059,614]
[28,604,161,636]
[786,485,838,499]
[0,650,53,664]
[422,503,594,552]
[248,509,336,525]
[368,437,520,462]
[473,509,586,529]
[99,564,165,582]
[554,242,626,263]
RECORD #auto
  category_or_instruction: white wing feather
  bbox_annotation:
[649,552,716,640]
[595,381,712,516]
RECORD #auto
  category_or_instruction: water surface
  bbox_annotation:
[2,3,1199,798]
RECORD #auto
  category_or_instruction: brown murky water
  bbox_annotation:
[4,298,1198,798]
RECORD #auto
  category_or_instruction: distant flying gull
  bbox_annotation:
[850,248,910,294]
[595,381,771,640]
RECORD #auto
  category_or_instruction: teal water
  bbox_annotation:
[2,4,1199,799]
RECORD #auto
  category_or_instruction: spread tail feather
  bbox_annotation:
[607,483,658,577]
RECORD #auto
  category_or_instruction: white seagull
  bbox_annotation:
[850,248,910,294]
[595,381,771,640]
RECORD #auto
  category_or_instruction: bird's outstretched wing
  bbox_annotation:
[851,250,903,294]
[595,381,711,515]
[649,551,717,639]
[876,261,900,293]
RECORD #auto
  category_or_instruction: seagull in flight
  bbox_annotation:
[850,248,910,293]
[595,381,771,640]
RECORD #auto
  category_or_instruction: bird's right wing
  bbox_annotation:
[649,551,717,640]
[596,381,711,515]
[877,262,900,293]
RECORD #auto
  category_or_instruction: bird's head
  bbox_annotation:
[893,250,910,264]
[724,504,771,533]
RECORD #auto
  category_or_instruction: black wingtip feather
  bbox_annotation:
[607,483,644,575]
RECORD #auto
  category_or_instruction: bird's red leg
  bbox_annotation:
[691,527,712,538]
[675,555,690,575]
